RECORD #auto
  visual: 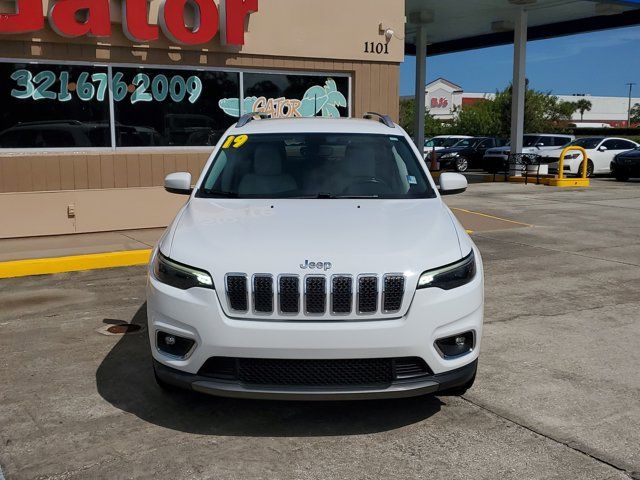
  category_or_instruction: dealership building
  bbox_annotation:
[2,0,640,239]
[418,78,640,127]
[0,0,404,238]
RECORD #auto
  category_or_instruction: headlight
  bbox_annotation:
[152,252,214,290]
[417,251,476,290]
[564,153,580,160]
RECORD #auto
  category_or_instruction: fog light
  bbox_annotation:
[435,331,474,359]
[157,331,195,358]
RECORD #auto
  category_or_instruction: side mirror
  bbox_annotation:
[535,143,544,148]
[598,146,607,152]
[439,172,468,195]
[164,172,192,195]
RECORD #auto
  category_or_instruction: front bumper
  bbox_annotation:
[611,162,640,177]
[548,158,580,174]
[154,358,478,400]
[147,248,484,399]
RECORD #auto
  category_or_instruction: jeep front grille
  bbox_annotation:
[304,276,327,314]
[224,273,406,318]
[383,275,405,313]
[226,274,248,312]
[357,275,378,313]
[278,275,300,314]
[253,275,274,313]
[331,275,353,314]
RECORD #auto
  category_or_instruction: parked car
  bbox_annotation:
[0,120,110,148]
[424,135,472,158]
[610,147,640,181]
[545,137,639,177]
[483,134,575,173]
[149,114,484,400]
[436,137,508,172]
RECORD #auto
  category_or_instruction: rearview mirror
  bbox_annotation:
[439,172,468,195]
[164,172,192,195]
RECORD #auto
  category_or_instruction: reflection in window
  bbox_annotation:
[0,63,110,148]
[112,68,239,147]
[222,73,349,119]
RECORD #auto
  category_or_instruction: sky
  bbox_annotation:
[399,25,640,98]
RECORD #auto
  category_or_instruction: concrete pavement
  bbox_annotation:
[0,178,639,479]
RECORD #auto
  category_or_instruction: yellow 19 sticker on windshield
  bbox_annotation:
[222,134,249,149]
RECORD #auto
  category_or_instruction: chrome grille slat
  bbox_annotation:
[226,274,248,312]
[278,275,300,314]
[383,274,405,313]
[253,274,274,314]
[226,272,404,317]
[357,275,379,314]
[304,276,327,314]
[331,275,353,314]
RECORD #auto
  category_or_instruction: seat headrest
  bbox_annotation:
[344,144,376,177]
[254,144,284,176]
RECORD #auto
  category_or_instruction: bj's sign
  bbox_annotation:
[0,0,258,45]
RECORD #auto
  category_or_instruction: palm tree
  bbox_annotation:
[575,99,592,121]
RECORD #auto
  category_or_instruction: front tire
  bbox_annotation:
[577,160,594,178]
[455,157,469,172]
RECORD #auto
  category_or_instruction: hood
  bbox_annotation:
[163,198,466,319]
[617,149,640,160]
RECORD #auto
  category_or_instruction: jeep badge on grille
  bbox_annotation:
[300,260,332,271]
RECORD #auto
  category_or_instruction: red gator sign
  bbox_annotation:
[0,0,258,45]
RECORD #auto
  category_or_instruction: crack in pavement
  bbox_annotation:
[459,396,638,479]
[484,300,640,325]
[473,233,640,268]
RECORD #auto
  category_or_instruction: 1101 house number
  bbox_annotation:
[363,41,389,54]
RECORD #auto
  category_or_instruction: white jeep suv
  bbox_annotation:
[148,113,484,400]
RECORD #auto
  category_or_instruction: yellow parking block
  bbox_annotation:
[0,249,152,279]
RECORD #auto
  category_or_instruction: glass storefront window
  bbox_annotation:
[0,63,110,148]
[112,68,240,147]
[0,61,351,149]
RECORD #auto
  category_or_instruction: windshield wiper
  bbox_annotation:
[200,189,238,198]
[334,195,380,199]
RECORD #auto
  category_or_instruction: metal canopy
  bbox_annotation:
[405,0,640,56]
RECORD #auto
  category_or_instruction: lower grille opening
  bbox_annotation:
[198,357,431,387]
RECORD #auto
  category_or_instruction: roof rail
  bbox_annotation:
[236,112,270,128]
[363,112,394,128]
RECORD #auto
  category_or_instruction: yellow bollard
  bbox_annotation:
[547,145,590,187]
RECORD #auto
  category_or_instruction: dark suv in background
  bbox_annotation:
[436,137,508,172]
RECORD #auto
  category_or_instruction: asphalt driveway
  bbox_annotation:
[1,178,639,479]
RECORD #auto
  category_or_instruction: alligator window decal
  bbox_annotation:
[219,78,348,119]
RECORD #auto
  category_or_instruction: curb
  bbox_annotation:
[0,249,152,279]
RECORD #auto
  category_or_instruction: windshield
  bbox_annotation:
[452,138,482,148]
[568,138,603,149]
[425,137,462,148]
[198,133,436,199]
